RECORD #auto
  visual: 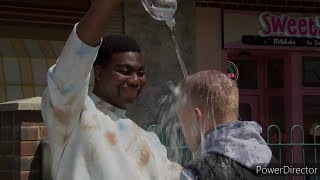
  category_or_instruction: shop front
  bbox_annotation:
[223,10,320,162]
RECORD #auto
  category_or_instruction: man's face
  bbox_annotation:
[95,52,146,109]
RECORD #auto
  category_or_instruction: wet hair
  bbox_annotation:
[93,35,141,67]
[177,70,239,122]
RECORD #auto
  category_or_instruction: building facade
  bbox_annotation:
[196,0,320,164]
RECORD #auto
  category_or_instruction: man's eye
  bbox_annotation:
[138,71,145,77]
[118,69,130,75]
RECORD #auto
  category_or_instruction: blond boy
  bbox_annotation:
[175,70,281,180]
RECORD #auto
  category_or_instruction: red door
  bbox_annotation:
[225,50,289,140]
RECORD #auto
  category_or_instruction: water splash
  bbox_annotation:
[141,0,188,78]
[153,83,188,165]
[166,19,188,78]
[154,82,219,165]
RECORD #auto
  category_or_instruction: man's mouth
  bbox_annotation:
[122,85,141,96]
[126,87,141,95]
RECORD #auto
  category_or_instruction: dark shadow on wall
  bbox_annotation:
[28,145,42,180]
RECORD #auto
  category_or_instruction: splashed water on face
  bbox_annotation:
[153,82,218,165]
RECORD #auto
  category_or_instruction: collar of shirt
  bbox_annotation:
[89,93,126,119]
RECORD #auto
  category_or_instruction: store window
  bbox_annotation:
[268,96,285,134]
[239,103,251,121]
[234,60,258,89]
[268,59,284,88]
[302,95,320,163]
[302,56,320,87]
[303,95,320,141]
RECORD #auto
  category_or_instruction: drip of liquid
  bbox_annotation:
[166,19,188,78]
[141,0,188,78]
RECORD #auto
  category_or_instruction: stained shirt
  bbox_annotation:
[41,24,181,180]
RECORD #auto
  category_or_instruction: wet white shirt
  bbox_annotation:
[41,24,181,180]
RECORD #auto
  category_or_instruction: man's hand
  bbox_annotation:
[77,0,123,47]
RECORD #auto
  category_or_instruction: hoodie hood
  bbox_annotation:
[201,121,272,170]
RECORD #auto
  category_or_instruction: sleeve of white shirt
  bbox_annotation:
[41,23,101,136]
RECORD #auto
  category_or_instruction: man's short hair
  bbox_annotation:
[177,70,239,121]
[93,35,141,67]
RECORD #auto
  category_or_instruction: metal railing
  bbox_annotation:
[266,124,320,180]
[146,124,320,179]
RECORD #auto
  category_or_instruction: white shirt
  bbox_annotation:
[41,24,181,180]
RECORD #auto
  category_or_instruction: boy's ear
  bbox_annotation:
[94,65,103,80]
[194,108,206,134]
[194,108,203,123]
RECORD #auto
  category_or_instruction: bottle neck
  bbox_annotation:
[166,18,176,33]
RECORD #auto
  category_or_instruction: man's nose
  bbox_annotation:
[128,73,140,86]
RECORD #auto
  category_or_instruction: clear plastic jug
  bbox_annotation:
[141,0,177,23]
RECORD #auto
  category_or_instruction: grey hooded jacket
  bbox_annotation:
[180,121,284,180]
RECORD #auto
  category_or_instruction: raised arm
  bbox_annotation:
[77,0,122,47]
[41,0,123,130]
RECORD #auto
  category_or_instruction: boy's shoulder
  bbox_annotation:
[183,152,234,180]
[183,153,282,180]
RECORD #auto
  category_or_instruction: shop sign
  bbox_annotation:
[242,35,320,47]
[242,12,320,47]
[223,10,320,50]
[227,61,239,81]
[258,12,320,39]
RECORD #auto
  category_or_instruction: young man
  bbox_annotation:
[175,70,283,180]
[41,0,181,179]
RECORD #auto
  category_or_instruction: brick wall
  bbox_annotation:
[0,111,47,180]
[196,0,320,13]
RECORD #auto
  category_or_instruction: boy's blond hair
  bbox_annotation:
[177,70,239,124]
